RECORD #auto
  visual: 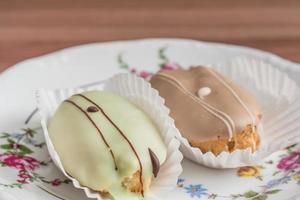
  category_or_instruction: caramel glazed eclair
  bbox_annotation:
[150,66,262,155]
[48,91,167,200]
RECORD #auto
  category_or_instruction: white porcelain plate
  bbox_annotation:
[0,38,300,200]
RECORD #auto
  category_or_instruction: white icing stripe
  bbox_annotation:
[198,98,236,136]
[207,69,256,126]
[198,101,234,139]
[155,74,234,138]
[156,74,236,135]
[198,100,234,138]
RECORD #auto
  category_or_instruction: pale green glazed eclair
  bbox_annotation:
[48,91,167,200]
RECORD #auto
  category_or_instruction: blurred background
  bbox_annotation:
[1,0,300,73]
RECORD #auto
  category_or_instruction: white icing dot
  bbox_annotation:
[197,87,212,99]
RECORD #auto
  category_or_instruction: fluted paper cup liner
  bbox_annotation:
[177,57,300,168]
[36,73,183,200]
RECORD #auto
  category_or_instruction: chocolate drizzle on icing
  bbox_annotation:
[64,100,118,170]
[148,148,160,178]
[87,106,99,112]
[75,94,145,196]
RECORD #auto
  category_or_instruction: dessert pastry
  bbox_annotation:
[150,66,262,155]
[48,90,167,200]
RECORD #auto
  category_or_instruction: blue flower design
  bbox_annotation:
[10,133,24,141]
[23,138,39,146]
[266,176,291,188]
[184,184,208,198]
[177,178,185,184]
[177,178,185,187]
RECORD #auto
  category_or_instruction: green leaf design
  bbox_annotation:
[0,133,10,138]
[231,194,244,199]
[0,183,23,189]
[244,190,258,198]
[7,138,15,144]
[265,160,273,164]
[117,53,130,69]
[253,195,267,200]
[266,189,281,194]
[285,143,297,150]
[63,179,71,184]
[34,142,46,148]
[18,145,33,155]
[273,171,281,176]
[22,128,37,138]
[0,144,12,150]
[158,46,169,64]
[286,143,297,154]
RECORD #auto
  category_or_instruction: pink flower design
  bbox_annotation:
[129,68,137,73]
[129,68,152,79]
[51,178,62,186]
[277,152,300,171]
[18,172,31,179]
[139,71,152,79]
[161,62,180,71]
[17,170,32,184]
[17,179,28,184]
[11,143,21,149]
[0,154,40,170]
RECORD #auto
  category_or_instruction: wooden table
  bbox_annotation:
[1,0,300,73]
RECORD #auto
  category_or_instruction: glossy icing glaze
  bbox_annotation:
[48,91,167,200]
[150,67,261,141]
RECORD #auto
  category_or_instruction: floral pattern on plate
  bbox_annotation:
[0,127,70,189]
[175,144,300,200]
[117,46,181,79]
[0,44,299,200]
[117,47,300,200]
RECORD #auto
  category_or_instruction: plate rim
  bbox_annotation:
[0,37,300,200]
[1,38,300,79]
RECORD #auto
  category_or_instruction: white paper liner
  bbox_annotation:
[177,57,300,168]
[36,74,183,200]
